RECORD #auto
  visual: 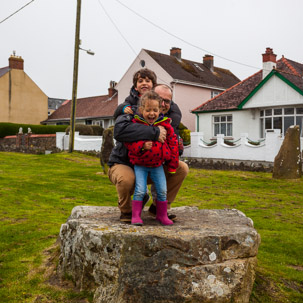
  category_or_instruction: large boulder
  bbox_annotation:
[100,126,114,174]
[273,125,302,179]
[58,206,260,303]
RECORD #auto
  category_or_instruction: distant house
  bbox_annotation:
[0,53,48,124]
[42,82,117,129]
[192,48,303,141]
[116,47,240,130]
[48,98,66,116]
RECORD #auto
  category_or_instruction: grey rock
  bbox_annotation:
[273,125,302,179]
[58,206,260,303]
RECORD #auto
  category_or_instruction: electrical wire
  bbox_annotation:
[114,0,260,71]
[97,0,138,57]
[96,0,171,85]
[0,0,35,25]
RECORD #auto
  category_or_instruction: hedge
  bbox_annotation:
[0,123,67,138]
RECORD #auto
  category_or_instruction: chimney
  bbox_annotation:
[170,47,181,60]
[203,54,214,72]
[108,81,117,98]
[9,52,24,70]
[262,47,276,79]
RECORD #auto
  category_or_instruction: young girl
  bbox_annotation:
[124,91,179,226]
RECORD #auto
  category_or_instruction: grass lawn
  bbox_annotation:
[0,151,302,302]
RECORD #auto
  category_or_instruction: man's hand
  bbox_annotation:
[143,141,153,150]
[158,126,167,143]
[124,107,134,114]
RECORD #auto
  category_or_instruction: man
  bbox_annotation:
[108,84,189,222]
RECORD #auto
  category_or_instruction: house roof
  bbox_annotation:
[144,49,240,89]
[43,92,118,122]
[0,66,9,78]
[48,97,66,110]
[192,57,303,113]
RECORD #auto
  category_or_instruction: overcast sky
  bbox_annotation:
[1,0,302,100]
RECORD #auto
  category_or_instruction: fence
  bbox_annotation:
[56,132,103,152]
[182,130,303,162]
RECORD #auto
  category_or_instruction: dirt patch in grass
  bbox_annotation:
[288,264,303,272]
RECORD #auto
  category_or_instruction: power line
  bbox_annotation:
[96,0,171,86]
[114,0,260,71]
[0,0,35,25]
[97,0,138,57]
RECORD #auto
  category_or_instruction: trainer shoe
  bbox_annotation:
[148,203,177,221]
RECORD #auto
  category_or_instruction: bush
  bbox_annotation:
[65,124,94,136]
[91,125,104,136]
[178,123,191,146]
[0,123,67,138]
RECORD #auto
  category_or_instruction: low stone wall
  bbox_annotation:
[183,157,274,172]
[0,134,58,154]
[59,206,261,303]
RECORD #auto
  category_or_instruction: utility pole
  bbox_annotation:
[69,0,81,153]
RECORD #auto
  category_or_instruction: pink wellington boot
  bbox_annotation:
[131,200,143,226]
[156,200,173,226]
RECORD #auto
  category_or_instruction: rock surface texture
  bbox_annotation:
[273,125,302,179]
[58,206,261,303]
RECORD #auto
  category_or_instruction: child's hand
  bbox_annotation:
[143,141,153,150]
[124,107,134,114]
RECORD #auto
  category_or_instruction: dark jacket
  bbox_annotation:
[114,86,182,136]
[113,86,139,119]
[124,115,179,172]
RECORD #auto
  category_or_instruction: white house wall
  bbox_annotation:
[197,109,260,142]
[115,49,173,105]
[174,83,211,130]
[243,75,303,109]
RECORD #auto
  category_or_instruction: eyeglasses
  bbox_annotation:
[161,98,171,105]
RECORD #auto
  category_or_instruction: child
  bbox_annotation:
[124,91,179,226]
[114,68,157,119]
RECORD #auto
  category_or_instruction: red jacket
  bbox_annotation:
[124,115,179,173]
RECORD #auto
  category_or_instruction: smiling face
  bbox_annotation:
[154,85,172,115]
[135,76,153,95]
[140,99,161,125]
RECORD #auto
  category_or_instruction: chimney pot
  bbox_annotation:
[170,47,181,60]
[203,54,214,72]
[108,81,117,97]
[262,47,276,79]
[9,53,24,70]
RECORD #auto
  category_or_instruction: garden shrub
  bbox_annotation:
[91,125,104,136]
[65,124,94,135]
[178,122,191,146]
[0,123,67,138]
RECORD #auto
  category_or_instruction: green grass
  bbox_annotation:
[0,152,302,302]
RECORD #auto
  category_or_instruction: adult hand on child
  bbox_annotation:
[143,141,153,150]
[157,126,167,143]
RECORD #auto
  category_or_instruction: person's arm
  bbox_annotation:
[167,102,182,135]
[124,141,145,156]
[114,115,160,143]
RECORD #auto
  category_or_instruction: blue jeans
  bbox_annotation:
[133,165,167,202]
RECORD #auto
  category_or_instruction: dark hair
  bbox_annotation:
[133,68,157,87]
[139,91,162,109]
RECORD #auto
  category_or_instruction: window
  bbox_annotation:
[211,91,220,99]
[260,107,303,137]
[213,115,232,136]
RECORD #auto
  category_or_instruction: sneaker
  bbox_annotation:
[142,193,150,208]
[120,212,132,223]
[148,203,177,222]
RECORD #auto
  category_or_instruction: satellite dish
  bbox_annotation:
[140,60,145,67]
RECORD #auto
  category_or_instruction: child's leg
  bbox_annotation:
[132,166,148,226]
[150,166,173,226]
